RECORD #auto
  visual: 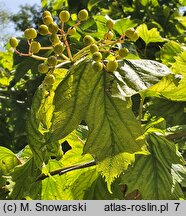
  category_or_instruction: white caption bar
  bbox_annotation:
[0,200,185,216]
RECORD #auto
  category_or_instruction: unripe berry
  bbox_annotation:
[92,61,103,72]
[38,63,49,74]
[90,44,99,53]
[106,60,118,72]
[67,27,76,36]
[24,28,37,40]
[43,15,53,25]
[118,48,129,58]
[30,41,41,53]
[130,31,139,41]
[125,28,135,38]
[54,43,64,54]
[47,55,58,66]
[42,11,52,19]
[78,9,88,21]
[38,24,49,35]
[59,10,70,22]
[83,35,94,45]
[50,34,60,45]
[48,22,59,34]
[9,37,18,48]
[106,19,114,30]
[92,51,102,61]
[104,31,114,40]
[45,74,55,85]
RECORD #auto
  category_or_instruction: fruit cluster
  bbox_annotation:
[9,9,139,86]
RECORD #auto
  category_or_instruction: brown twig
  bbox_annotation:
[36,160,96,181]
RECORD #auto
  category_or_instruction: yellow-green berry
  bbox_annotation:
[83,35,94,45]
[47,56,58,66]
[92,51,102,61]
[92,61,103,72]
[42,11,52,18]
[106,19,114,30]
[130,31,139,41]
[38,63,49,74]
[78,9,88,21]
[45,74,55,85]
[38,24,49,35]
[48,22,59,34]
[118,48,129,58]
[9,37,18,48]
[104,31,114,40]
[54,43,64,54]
[125,28,135,38]
[59,10,70,22]
[30,41,41,53]
[24,28,37,40]
[67,27,76,36]
[43,15,53,25]
[90,44,99,53]
[50,34,60,45]
[106,60,118,72]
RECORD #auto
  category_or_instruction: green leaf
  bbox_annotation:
[88,0,101,11]
[84,175,123,199]
[27,68,67,167]
[118,60,171,96]
[10,158,42,199]
[0,146,20,175]
[41,0,47,8]
[180,0,186,6]
[137,24,164,46]
[145,98,186,126]
[92,15,108,38]
[0,50,13,71]
[44,58,171,189]
[159,41,183,66]
[9,57,36,87]
[140,0,159,6]
[121,133,186,199]
[42,132,97,200]
[141,74,183,99]
[166,125,186,155]
[114,18,138,35]
[160,77,186,102]
[143,52,186,102]
[171,51,186,76]
[42,164,97,199]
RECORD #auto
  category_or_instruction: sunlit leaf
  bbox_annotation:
[10,158,42,199]
[121,133,186,199]
[114,18,138,35]
[140,0,159,7]
[0,146,20,175]
[42,132,97,200]
[42,58,171,189]
[137,24,164,46]
[160,41,183,66]
[171,51,186,76]
[27,68,67,167]
[88,0,101,11]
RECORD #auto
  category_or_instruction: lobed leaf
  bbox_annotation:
[137,24,164,46]
[121,133,186,199]
[0,146,20,175]
[10,158,42,199]
[114,18,138,35]
[44,58,171,188]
